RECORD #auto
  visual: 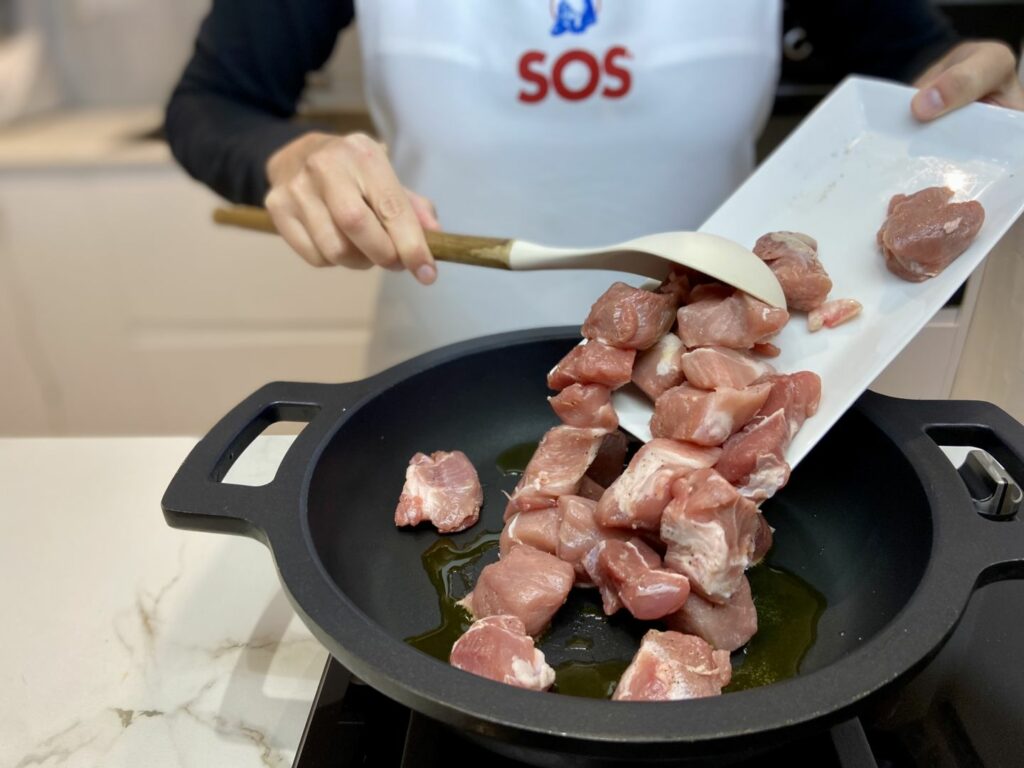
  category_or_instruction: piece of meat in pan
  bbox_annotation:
[460,545,575,637]
[449,615,556,691]
[394,450,482,533]
[596,438,720,532]
[505,425,608,519]
[665,574,757,652]
[555,494,630,583]
[661,468,761,602]
[877,186,984,282]
[612,629,732,701]
[583,537,691,620]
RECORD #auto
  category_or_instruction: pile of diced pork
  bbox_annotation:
[397,232,843,701]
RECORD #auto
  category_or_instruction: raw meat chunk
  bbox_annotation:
[752,513,774,564]
[756,372,821,440]
[676,291,789,350]
[449,616,555,691]
[585,430,629,488]
[395,451,482,533]
[808,298,862,332]
[548,341,636,391]
[505,426,607,519]
[596,439,721,532]
[631,333,687,401]
[460,545,574,637]
[650,383,771,446]
[661,469,761,602]
[612,630,731,701]
[556,495,631,582]
[753,231,833,311]
[752,342,781,358]
[500,508,562,557]
[679,346,775,391]
[582,282,677,351]
[665,575,756,652]
[658,268,691,304]
[583,538,691,620]
[549,383,618,430]
[715,409,791,502]
[877,187,984,282]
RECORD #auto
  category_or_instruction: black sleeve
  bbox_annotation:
[164,0,356,205]
[785,0,960,85]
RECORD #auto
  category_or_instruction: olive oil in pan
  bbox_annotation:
[724,563,827,693]
[552,659,631,699]
[495,441,538,476]
[405,531,500,661]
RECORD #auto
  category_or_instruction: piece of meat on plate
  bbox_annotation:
[715,409,791,502]
[449,616,556,691]
[808,298,862,332]
[612,630,732,701]
[631,333,687,402]
[753,513,774,564]
[658,268,691,304]
[596,439,721,532]
[877,186,985,282]
[753,231,833,312]
[500,507,562,557]
[505,426,607,519]
[547,341,636,391]
[460,545,575,637]
[585,430,630,488]
[650,382,772,446]
[394,450,483,533]
[665,575,757,652]
[556,494,631,582]
[676,290,789,350]
[583,538,691,620]
[582,282,678,351]
[756,372,822,440]
[752,342,781,358]
[549,383,619,430]
[679,346,775,391]
[661,468,761,602]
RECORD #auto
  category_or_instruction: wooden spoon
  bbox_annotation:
[213,205,786,308]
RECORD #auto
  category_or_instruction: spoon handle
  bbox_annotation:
[212,206,513,270]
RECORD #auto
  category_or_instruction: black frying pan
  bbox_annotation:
[162,328,1024,766]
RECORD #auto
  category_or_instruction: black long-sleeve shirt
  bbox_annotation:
[164,1,958,206]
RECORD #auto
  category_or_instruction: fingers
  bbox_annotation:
[347,134,437,284]
[264,131,439,283]
[913,41,1022,121]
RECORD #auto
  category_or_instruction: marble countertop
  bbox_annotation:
[1,436,326,768]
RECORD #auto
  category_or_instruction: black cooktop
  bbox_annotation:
[292,577,1024,768]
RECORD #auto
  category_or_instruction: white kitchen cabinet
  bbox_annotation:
[0,109,382,435]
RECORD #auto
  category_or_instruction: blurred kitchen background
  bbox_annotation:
[0,0,1022,436]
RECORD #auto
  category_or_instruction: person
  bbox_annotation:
[165,1,1023,373]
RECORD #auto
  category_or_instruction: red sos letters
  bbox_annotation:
[518,46,632,103]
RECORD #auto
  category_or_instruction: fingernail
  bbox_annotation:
[416,264,437,284]
[917,88,945,119]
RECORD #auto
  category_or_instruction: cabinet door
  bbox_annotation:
[0,167,381,435]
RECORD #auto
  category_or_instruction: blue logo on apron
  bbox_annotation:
[550,0,598,36]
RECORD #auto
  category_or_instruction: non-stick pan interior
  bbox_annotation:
[306,336,933,690]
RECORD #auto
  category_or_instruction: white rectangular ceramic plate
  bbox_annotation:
[613,75,1024,470]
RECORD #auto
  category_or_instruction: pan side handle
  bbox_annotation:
[867,395,1024,585]
[160,381,362,543]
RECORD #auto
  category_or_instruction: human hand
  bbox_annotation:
[265,132,440,283]
[911,41,1024,121]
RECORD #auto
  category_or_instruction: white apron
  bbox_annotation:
[355,0,781,373]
